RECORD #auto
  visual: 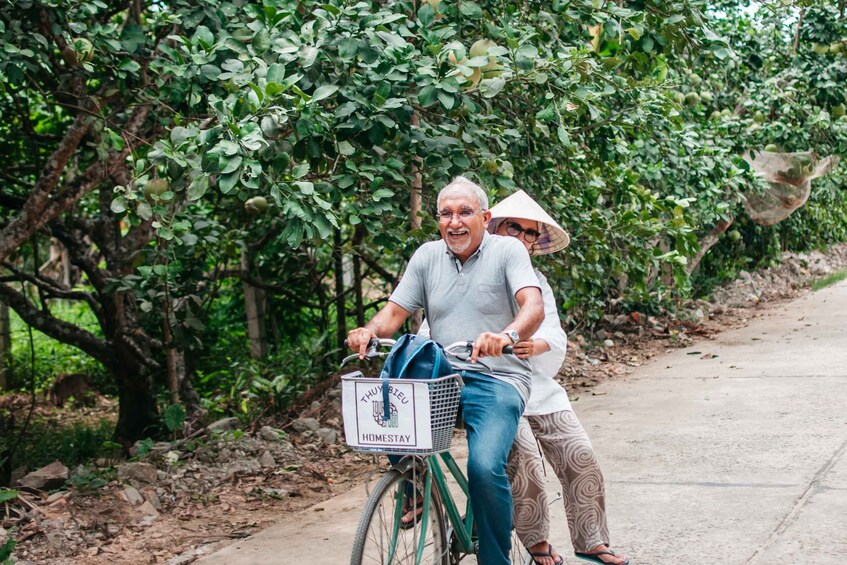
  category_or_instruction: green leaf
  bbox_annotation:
[418,85,438,107]
[438,90,455,109]
[291,163,309,179]
[110,196,128,214]
[137,201,153,220]
[337,140,355,156]
[221,155,243,174]
[0,489,18,503]
[311,84,339,103]
[459,2,483,19]
[373,188,395,201]
[163,404,186,433]
[118,59,141,72]
[253,29,271,54]
[418,3,435,26]
[480,78,506,98]
[376,31,408,49]
[201,64,220,80]
[267,63,285,84]
[187,174,210,200]
[219,171,240,194]
[194,25,214,46]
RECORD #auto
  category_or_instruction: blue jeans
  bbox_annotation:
[460,371,524,565]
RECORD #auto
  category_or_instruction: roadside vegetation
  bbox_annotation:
[0,0,845,538]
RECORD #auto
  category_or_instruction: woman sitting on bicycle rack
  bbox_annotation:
[347,176,544,565]
[487,191,629,565]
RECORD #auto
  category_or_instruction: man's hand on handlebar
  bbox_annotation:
[471,332,513,363]
[347,327,377,359]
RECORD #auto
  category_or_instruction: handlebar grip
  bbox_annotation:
[502,345,514,355]
[343,337,380,349]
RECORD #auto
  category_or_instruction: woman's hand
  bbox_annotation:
[512,338,549,359]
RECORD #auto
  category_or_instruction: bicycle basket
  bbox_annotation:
[341,371,462,455]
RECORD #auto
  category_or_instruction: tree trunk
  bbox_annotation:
[0,302,10,390]
[686,218,735,277]
[241,248,267,359]
[410,111,424,333]
[333,229,347,353]
[161,318,184,405]
[352,225,365,327]
[112,350,160,445]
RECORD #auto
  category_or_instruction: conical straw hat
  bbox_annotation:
[487,189,570,255]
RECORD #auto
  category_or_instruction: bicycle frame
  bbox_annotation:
[392,451,476,562]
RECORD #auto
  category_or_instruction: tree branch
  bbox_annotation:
[0,262,102,316]
[0,282,113,366]
[0,111,93,262]
[685,217,735,276]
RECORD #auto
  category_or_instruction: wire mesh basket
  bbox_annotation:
[341,372,463,455]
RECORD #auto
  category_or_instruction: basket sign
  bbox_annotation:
[342,379,432,450]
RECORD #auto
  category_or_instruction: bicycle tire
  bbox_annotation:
[351,467,449,565]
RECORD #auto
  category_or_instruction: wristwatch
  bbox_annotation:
[503,329,520,344]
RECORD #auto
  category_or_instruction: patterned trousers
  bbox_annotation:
[505,410,610,553]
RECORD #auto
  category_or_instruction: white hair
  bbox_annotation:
[437,176,489,211]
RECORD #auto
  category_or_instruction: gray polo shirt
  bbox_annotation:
[389,232,540,401]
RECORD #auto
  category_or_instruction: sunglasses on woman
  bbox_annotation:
[505,221,541,243]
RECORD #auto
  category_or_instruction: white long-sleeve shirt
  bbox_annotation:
[524,270,571,416]
[419,269,571,416]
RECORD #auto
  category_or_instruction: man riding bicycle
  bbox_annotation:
[347,176,543,565]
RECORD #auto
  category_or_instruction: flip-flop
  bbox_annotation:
[528,542,564,565]
[575,550,630,565]
[399,495,424,530]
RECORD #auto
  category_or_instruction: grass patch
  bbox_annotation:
[811,268,847,291]
[7,300,107,391]
[2,417,116,475]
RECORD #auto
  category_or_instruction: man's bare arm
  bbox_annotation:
[472,286,544,361]
[347,301,411,358]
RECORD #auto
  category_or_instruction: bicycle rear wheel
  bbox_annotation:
[509,530,532,565]
[351,467,449,565]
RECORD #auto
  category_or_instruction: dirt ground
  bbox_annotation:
[3,243,847,565]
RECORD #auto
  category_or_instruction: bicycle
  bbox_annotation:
[341,338,532,565]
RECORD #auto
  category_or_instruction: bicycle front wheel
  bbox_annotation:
[351,466,448,565]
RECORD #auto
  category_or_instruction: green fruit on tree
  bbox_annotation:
[721,108,732,118]
[469,39,497,58]
[813,43,829,55]
[700,91,713,104]
[764,143,780,152]
[672,91,685,105]
[481,61,505,78]
[245,196,269,215]
[830,43,842,55]
[483,160,498,174]
[73,38,95,62]
[461,67,481,88]
[728,230,742,242]
[689,73,702,85]
[753,111,767,124]
[832,104,846,119]
[144,179,169,201]
[710,110,721,120]
[684,92,700,106]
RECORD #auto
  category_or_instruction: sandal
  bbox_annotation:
[529,542,564,565]
[575,550,629,565]
[399,494,424,530]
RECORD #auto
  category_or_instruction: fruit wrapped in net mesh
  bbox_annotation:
[742,150,839,226]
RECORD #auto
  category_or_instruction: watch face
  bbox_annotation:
[507,330,519,343]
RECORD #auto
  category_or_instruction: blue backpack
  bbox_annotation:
[378,334,455,421]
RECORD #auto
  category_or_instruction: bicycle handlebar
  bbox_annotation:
[340,338,513,368]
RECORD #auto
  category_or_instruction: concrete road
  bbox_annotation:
[196,280,847,565]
